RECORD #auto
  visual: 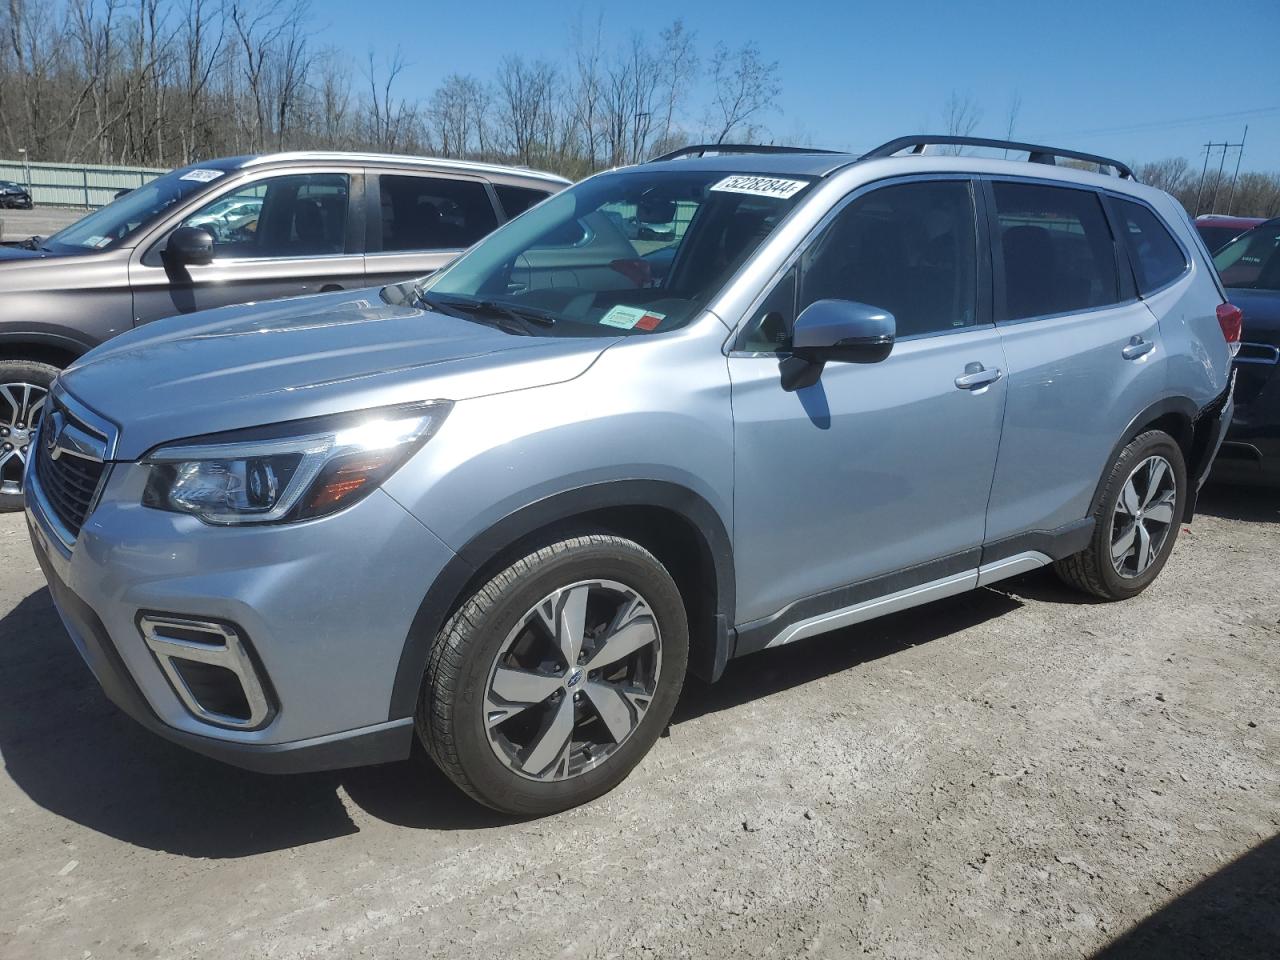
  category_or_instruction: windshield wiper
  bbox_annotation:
[449,297,558,328]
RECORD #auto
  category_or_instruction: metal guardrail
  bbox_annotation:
[0,159,166,208]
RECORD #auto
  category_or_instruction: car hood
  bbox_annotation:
[0,243,57,261]
[60,288,617,459]
[1228,288,1280,340]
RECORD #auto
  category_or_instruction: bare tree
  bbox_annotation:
[706,40,779,144]
[494,54,557,165]
[271,12,312,149]
[363,46,418,152]
[940,91,982,154]
[654,19,697,154]
[1004,91,1021,141]
[429,73,489,158]
[175,0,224,163]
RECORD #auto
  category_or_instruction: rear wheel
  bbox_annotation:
[0,360,57,512]
[418,534,689,816]
[1055,430,1186,600]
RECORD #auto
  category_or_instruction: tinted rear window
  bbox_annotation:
[1114,199,1187,294]
[993,182,1120,321]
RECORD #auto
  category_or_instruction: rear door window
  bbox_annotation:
[378,175,498,252]
[993,182,1119,321]
[1112,198,1188,293]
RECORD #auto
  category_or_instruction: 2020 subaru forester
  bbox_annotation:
[25,136,1237,815]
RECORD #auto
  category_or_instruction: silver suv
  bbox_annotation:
[24,136,1237,815]
[0,151,568,508]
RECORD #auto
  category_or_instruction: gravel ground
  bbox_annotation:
[0,206,85,241]
[0,485,1276,960]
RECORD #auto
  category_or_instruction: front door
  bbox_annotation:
[728,178,1007,631]
[129,170,364,324]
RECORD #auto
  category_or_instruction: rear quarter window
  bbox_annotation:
[1113,198,1188,294]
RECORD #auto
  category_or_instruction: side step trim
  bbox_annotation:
[764,550,1052,649]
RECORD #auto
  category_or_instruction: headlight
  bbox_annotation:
[141,401,451,524]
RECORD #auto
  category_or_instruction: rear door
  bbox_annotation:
[129,168,364,323]
[362,171,501,287]
[980,178,1166,550]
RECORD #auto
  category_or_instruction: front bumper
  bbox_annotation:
[25,458,458,774]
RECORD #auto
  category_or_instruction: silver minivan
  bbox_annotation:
[0,152,569,507]
[24,137,1237,815]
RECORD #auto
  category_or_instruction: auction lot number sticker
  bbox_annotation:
[709,175,808,199]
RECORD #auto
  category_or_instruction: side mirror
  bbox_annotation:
[781,299,895,391]
[164,226,215,267]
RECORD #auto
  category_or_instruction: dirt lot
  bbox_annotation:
[0,206,85,241]
[0,485,1276,960]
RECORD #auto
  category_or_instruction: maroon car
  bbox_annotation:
[1195,214,1266,253]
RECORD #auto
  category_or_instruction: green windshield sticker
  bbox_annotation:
[599,305,666,331]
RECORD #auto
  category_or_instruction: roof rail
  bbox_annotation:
[650,143,843,163]
[860,135,1136,181]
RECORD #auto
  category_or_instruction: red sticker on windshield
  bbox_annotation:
[635,313,663,331]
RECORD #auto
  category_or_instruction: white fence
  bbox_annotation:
[0,159,167,208]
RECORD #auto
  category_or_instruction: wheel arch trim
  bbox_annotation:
[387,479,735,720]
[1088,396,1199,520]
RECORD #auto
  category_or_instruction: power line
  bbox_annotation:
[1032,105,1279,141]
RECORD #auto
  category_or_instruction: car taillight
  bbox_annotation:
[1217,302,1243,357]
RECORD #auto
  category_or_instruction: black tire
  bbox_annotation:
[0,359,59,512]
[418,534,689,816]
[1055,430,1187,600]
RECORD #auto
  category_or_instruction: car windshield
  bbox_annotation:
[41,167,228,252]
[1197,225,1246,254]
[1213,218,1280,290]
[418,168,815,336]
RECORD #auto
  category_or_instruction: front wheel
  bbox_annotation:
[418,534,689,816]
[1055,430,1187,600]
[0,360,58,512]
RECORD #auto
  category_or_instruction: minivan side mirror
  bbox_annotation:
[164,226,215,267]
[781,299,896,390]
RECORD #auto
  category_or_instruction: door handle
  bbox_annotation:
[954,362,1003,390]
[1122,336,1155,360]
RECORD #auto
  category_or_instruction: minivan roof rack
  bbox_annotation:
[651,143,843,162]
[860,135,1136,181]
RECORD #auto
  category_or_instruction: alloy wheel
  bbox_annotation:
[0,382,47,497]
[1109,454,1177,579]
[484,579,662,782]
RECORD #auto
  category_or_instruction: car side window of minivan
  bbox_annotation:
[739,179,979,352]
[494,183,555,219]
[377,175,498,252]
[992,181,1120,321]
[1109,197,1189,294]
[176,173,350,259]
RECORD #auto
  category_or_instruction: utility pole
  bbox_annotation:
[1195,132,1248,216]
[1225,125,1248,216]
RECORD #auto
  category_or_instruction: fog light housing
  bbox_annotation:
[139,614,273,730]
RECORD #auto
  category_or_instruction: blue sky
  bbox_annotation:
[310,0,1280,171]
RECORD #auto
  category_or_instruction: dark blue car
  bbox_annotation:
[1212,217,1280,485]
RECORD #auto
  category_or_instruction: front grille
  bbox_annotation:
[34,404,107,537]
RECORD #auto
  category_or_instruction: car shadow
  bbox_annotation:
[0,583,1021,857]
[673,587,1022,724]
[1091,833,1280,959]
[1196,481,1279,524]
